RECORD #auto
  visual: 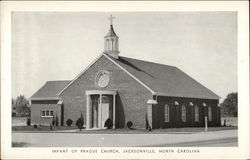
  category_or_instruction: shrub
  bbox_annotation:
[55,115,59,126]
[76,113,84,131]
[66,119,73,127]
[26,118,31,126]
[104,118,113,129]
[33,124,37,128]
[127,121,133,129]
[52,116,55,126]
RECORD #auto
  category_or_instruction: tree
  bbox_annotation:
[15,95,30,117]
[12,98,17,117]
[220,92,238,117]
[55,114,59,126]
[52,115,56,126]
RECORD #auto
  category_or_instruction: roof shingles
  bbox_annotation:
[107,54,219,99]
[30,80,71,99]
[31,54,219,100]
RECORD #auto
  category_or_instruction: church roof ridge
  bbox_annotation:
[118,55,178,69]
[106,54,220,99]
[46,80,71,83]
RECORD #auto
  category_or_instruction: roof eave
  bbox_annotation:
[153,92,220,100]
[30,97,60,101]
[57,53,104,96]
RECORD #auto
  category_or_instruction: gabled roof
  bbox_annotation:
[30,80,71,100]
[105,54,220,99]
[105,25,118,38]
[57,53,219,100]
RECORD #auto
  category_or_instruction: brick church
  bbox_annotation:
[30,16,221,129]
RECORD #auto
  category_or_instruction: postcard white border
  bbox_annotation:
[1,1,249,159]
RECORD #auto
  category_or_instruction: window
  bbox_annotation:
[41,110,54,117]
[208,106,212,121]
[50,110,54,117]
[181,105,186,122]
[164,104,170,122]
[195,105,199,122]
[111,39,114,51]
[42,110,46,117]
[106,39,109,50]
[98,96,109,104]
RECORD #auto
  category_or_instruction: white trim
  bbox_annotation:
[189,102,194,106]
[103,54,155,94]
[147,99,158,104]
[174,101,179,105]
[154,92,219,100]
[86,90,117,95]
[57,100,63,105]
[58,53,104,95]
[30,97,60,101]
[41,109,54,118]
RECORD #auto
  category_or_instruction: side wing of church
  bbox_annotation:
[30,16,221,129]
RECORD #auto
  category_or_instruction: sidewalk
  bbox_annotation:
[12,129,237,147]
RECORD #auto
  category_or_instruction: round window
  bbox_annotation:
[96,71,110,88]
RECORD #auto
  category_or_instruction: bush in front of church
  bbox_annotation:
[104,118,113,129]
[26,117,31,126]
[55,115,59,126]
[66,119,73,127]
[127,121,133,129]
[76,113,84,131]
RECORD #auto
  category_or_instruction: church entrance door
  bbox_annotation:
[86,90,117,130]
[98,96,110,129]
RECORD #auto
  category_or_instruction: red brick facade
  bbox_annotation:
[31,100,62,126]
[153,96,220,129]
[60,55,152,128]
[30,55,221,129]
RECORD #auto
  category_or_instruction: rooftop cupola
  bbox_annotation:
[104,15,120,59]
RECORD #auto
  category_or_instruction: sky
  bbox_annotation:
[12,12,237,102]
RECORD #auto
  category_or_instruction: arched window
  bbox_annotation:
[111,38,114,51]
[164,104,170,122]
[106,39,109,50]
[181,105,186,122]
[195,105,199,122]
[208,106,212,121]
[98,96,109,104]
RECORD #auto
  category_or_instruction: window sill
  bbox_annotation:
[41,116,53,118]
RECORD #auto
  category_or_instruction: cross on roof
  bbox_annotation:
[108,15,115,25]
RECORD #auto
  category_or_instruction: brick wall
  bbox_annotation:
[154,96,220,128]
[31,103,61,126]
[60,55,152,128]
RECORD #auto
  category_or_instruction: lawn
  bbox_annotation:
[12,117,238,133]
[12,117,28,126]
[12,125,237,134]
[12,125,78,132]
[221,117,238,126]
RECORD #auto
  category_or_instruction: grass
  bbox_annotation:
[12,125,78,132]
[12,117,28,126]
[74,126,237,134]
[221,117,238,126]
[12,125,237,134]
[12,142,29,147]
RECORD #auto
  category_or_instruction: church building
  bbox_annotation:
[30,16,221,129]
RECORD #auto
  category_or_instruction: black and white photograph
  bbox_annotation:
[1,1,249,159]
